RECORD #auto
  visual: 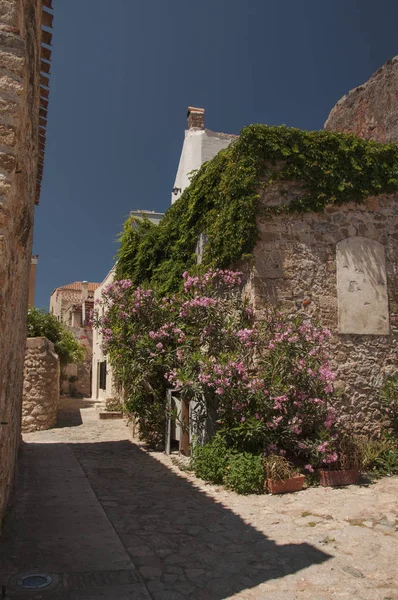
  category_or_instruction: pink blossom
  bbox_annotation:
[317,442,329,453]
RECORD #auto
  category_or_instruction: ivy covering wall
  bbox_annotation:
[116,124,398,295]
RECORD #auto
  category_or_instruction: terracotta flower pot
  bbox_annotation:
[266,474,306,494]
[318,468,359,487]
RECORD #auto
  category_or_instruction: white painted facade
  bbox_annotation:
[92,107,236,421]
[91,212,165,402]
[171,128,236,204]
[91,267,119,401]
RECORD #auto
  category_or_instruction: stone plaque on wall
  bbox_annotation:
[336,237,389,335]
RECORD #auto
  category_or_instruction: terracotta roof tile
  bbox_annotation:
[56,281,101,293]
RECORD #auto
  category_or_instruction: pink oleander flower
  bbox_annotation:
[322,452,338,464]
[317,442,329,453]
[304,464,314,473]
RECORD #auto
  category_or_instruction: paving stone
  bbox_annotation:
[139,565,163,579]
[1,398,397,600]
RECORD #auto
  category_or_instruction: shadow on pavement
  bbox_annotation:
[56,397,97,428]
[0,434,332,599]
[72,439,331,599]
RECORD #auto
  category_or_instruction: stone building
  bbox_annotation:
[50,281,100,397]
[248,189,397,434]
[0,0,53,524]
[246,59,398,434]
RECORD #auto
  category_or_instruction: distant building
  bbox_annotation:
[50,281,100,397]
[130,209,164,226]
[50,281,100,326]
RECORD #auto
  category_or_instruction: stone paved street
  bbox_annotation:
[0,398,398,599]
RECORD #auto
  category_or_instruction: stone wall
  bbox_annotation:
[249,185,398,434]
[22,337,59,433]
[0,0,43,523]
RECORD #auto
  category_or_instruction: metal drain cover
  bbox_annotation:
[17,573,53,590]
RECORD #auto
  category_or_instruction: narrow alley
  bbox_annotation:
[0,398,397,600]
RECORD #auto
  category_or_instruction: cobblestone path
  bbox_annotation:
[0,398,398,599]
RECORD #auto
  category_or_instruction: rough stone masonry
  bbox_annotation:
[0,0,47,526]
[248,57,398,434]
[22,337,59,433]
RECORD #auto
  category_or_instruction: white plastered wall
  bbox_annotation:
[171,129,234,204]
[91,267,119,401]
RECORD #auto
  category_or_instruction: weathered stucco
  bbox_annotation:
[22,337,59,433]
[336,237,389,335]
[249,188,398,434]
[0,0,43,523]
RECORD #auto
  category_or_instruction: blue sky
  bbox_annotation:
[34,0,398,308]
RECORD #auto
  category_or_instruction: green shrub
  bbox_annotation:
[105,397,123,412]
[191,433,229,484]
[116,124,398,296]
[358,437,398,476]
[27,307,84,367]
[224,452,264,494]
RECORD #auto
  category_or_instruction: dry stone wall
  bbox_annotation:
[22,337,59,433]
[0,0,43,523]
[249,186,398,434]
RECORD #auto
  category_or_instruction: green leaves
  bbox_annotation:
[115,124,398,296]
[27,308,84,367]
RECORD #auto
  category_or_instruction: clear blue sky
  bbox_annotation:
[34,0,398,308]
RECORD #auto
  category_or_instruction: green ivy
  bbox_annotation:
[116,124,398,294]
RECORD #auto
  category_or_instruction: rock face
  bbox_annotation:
[325,56,398,143]
[22,338,60,433]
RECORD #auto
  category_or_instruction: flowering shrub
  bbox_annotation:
[94,269,338,467]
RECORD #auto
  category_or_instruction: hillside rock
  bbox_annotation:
[325,56,398,143]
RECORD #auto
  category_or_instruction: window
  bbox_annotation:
[99,361,107,390]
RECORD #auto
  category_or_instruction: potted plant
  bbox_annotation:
[265,454,305,494]
[318,437,363,487]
